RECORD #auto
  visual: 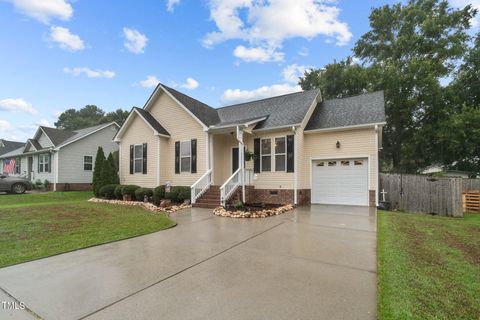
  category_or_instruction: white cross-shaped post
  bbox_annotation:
[380,189,387,202]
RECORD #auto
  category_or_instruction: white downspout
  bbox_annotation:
[237,126,245,203]
[54,151,59,191]
[156,137,161,186]
[293,126,298,205]
[375,125,379,206]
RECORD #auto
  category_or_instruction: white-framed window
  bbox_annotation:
[83,156,93,171]
[134,144,143,173]
[14,158,21,174]
[274,137,286,172]
[180,140,191,173]
[38,154,50,173]
[261,138,271,172]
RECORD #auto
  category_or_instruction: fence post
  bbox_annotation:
[451,178,463,218]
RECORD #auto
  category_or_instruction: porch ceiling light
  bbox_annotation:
[336,141,340,148]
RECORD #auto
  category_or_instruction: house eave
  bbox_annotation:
[304,122,386,134]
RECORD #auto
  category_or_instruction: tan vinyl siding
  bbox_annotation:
[119,114,158,188]
[58,125,118,184]
[246,129,295,190]
[302,128,378,190]
[212,133,238,185]
[148,91,207,187]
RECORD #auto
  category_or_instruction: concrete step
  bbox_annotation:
[192,203,219,209]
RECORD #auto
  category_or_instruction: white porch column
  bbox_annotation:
[293,128,298,205]
[237,126,245,203]
[208,132,214,184]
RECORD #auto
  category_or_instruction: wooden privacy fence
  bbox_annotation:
[380,173,463,217]
[462,179,480,191]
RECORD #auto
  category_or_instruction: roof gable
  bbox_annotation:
[114,108,169,141]
[0,139,25,156]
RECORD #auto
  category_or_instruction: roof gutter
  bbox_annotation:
[304,122,386,134]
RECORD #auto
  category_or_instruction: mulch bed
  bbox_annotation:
[213,204,294,218]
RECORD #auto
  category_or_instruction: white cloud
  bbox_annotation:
[180,77,199,90]
[48,26,85,51]
[282,64,311,83]
[233,45,284,63]
[63,67,115,78]
[123,27,148,54]
[0,98,38,115]
[450,0,480,26]
[18,119,51,130]
[167,0,181,12]
[203,0,352,61]
[298,47,309,56]
[138,75,160,88]
[11,0,73,24]
[0,120,13,133]
[222,83,301,104]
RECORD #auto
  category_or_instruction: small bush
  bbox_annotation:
[233,200,244,210]
[122,185,140,197]
[165,186,190,203]
[114,185,124,199]
[153,185,165,205]
[98,184,118,199]
[135,188,153,202]
[44,179,50,189]
[176,186,191,202]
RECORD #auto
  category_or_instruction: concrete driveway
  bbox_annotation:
[0,205,377,320]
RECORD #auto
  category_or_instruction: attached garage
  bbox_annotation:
[311,158,369,206]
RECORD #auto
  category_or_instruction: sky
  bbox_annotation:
[0,0,478,142]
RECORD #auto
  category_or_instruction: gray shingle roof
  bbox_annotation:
[0,139,25,156]
[57,123,118,147]
[40,126,76,146]
[305,91,386,131]
[134,108,170,136]
[217,90,320,130]
[26,139,43,151]
[161,84,220,126]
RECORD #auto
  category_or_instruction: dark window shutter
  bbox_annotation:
[191,139,197,173]
[142,143,147,174]
[37,155,40,173]
[286,135,294,173]
[129,145,134,174]
[48,154,51,173]
[253,138,260,173]
[175,141,180,174]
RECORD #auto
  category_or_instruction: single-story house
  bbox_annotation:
[0,139,26,175]
[114,84,385,207]
[0,123,119,191]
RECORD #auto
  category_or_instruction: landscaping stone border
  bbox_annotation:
[88,198,191,214]
[213,204,294,218]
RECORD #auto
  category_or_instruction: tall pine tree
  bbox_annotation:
[92,147,106,196]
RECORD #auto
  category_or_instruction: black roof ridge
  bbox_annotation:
[324,90,384,102]
[216,89,320,110]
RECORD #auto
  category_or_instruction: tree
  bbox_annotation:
[55,105,130,130]
[352,0,476,172]
[105,153,120,185]
[92,147,106,196]
[299,57,371,99]
[103,109,130,126]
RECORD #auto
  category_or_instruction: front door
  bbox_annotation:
[232,148,239,173]
[28,157,33,180]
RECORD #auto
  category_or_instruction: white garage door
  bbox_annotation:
[312,158,368,206]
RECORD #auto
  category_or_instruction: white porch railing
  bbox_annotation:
[191,169,212,204]
[220,168,241,207]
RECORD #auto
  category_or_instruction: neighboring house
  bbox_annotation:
[114,84,385,207]
[0,139,25,174]
[0,123,119,191]
[421,165,478,178]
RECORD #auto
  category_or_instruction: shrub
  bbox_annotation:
[98,184,118,199]
[114,185,124,200]
[165,186,191,203]
[122,185,140,197]
[176,186,191,202]
[233,200,244,210]
[44,179,50,189]
[153,185,165,205]
[135,188,153,202]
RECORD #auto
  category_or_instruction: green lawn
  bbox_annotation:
[0,192,176,268]
[378,210,480,319]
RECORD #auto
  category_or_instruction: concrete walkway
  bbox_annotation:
[0,205,377,320]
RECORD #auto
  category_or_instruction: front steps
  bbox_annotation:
[192,185,220,208]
